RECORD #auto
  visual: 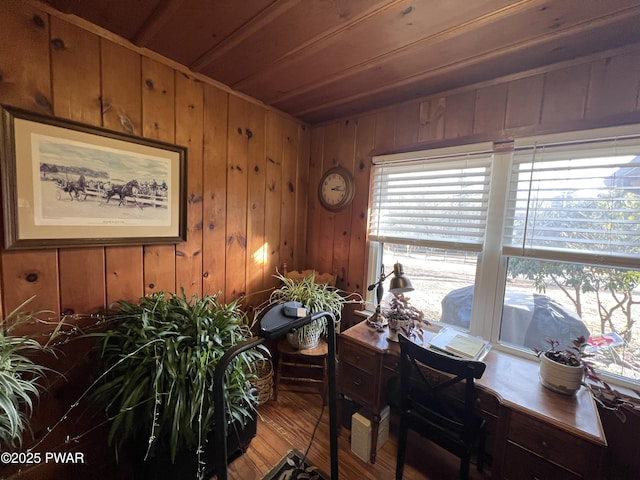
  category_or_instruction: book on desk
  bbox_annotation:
[428,327,491,361]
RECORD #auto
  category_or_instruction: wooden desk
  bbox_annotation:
[338,322,607,479]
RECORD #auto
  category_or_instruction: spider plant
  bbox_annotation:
[0,297,56,450]
[266,271,362,348]
[87,290,265,474]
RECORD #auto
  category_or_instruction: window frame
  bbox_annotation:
[366,141,494,319]
[366,124,640,389]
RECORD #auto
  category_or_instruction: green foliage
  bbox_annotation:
[508,258,585,294]
[508,258,639,340]
[507,185,640,342]
[0,298,56,450]
[88,290,264,465]
[266,271,361,343]
[508,259,639,298]
[270,272,346,317]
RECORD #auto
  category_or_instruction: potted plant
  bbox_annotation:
[534,334,640,416]
[0,298,57,451]
[384,293,430,342]
[87,290,266,479]
[266,272,361,349]
[534,336,591,395]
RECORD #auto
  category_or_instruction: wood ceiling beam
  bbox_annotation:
[228,0,406,88]
[133,0,187,47]
[190,0,302,72]
[274,2,640,116]
[291,9,640,120]
[262,0,549,106]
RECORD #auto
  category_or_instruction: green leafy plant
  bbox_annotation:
[87,290,265,471]
[0,298,57,450]
[266,272,362,348]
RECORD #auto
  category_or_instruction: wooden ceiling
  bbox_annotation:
[43,0,640,124]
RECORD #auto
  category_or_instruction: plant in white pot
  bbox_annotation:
[266,272,361,349]
[534,336,591,396]
[534,335,640,421]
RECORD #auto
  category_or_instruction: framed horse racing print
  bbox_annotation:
[0,105,187,249]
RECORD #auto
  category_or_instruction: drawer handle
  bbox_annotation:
[355,355,361,362]
[353,378,362,387]
[541,440,548,448]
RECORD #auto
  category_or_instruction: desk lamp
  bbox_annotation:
[367,262,414,324]
[212,302,339,480]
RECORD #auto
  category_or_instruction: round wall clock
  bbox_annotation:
[318,166,355,212]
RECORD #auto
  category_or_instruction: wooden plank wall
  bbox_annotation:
[0,3,308,474]
[307,46,640,329]
[1,1,639,474]
[0,2,310,315]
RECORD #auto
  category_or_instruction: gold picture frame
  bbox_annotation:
[1,105,187,249]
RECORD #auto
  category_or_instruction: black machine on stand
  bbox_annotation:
[213,302,339,480]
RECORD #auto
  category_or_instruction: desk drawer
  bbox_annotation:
[340,362,377,404]
[477,389,499,417]
[342,343,378,368]
[383,353,400,372]
[502,441,580,480]
[508,411,595,476]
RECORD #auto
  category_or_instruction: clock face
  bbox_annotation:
[318,167,354,211]
[322,173,347,205]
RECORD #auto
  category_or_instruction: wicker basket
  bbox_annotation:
[253,357,273,405]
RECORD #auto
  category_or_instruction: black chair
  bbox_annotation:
[396,333,487,480]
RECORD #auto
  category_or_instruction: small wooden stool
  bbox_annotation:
[274,338,328,404]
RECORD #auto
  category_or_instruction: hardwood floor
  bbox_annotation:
[221,389,491,480]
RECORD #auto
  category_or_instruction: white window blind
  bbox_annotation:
[503,134,640,267]
[369,145,493,252]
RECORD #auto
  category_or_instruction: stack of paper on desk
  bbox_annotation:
[429,327,490,361]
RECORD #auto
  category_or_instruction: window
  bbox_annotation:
[371,243,479,325]
[504,134,640,265]
[369,143,492,252]
[368,127,640,386]
[367,143,491,320]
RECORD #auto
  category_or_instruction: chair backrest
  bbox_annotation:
[398,333,486,444]
[282,263,336,287]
